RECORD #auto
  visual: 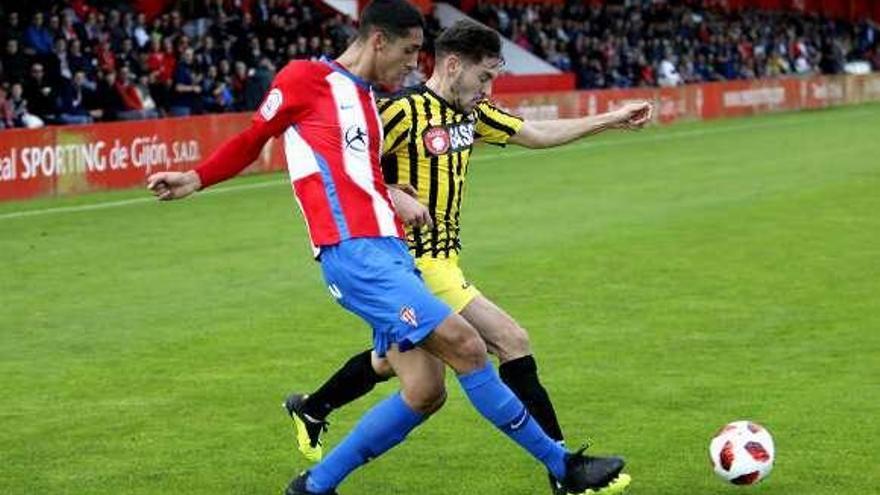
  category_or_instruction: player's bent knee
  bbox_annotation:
[403,384,447,414]
[456,331,488,367]
[497,325,532,362]
[427,316,489,373]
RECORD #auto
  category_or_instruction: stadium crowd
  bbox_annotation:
[0,0,373,129]
[470,1,879,89]
[0,0,877,129]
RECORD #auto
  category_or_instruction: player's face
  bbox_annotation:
[450,56,502,113]
[376,27,423,89]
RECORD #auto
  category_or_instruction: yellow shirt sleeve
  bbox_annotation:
[474,101,524,146]
[380,98,413,155]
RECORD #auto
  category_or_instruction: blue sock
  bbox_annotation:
[457,362,567,480]
[306,392,424,493]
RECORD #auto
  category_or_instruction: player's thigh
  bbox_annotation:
[460,295,531,362]
[385,347,446,414]
[419,312,488,374]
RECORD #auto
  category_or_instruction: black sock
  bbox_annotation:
[499,355,565,442]
[303,349,388,421]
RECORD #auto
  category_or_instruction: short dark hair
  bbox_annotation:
[434,20,502,64]
[358,0,424,40]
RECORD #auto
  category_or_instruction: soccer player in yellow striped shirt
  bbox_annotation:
[285,19,651,495]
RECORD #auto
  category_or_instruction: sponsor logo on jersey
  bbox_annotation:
[344,125,367,153]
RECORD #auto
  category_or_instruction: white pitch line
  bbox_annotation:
[0,178,288,220]
[1,106,876,221]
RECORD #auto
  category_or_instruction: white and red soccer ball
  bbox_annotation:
[709,420,775,485]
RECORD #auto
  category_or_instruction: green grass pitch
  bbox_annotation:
[2,103,878,494]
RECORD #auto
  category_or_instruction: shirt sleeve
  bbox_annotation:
[380,97,412,156]
[194,62,311,188]
[249,61,312,137]
[474,100,524,147]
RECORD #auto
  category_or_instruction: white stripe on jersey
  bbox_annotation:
[325,72,398,237]
[283,126,321,181]
[283,126,321,255]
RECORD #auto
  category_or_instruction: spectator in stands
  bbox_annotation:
[24,63,56,123]
[23,12,54,56]
[243,56,274,110]
[57,70,94,124]
[230,60,249,109]
[115,66,158,120]
[145,37,173,83]
[95,35,117,74]
[3,39,28,84]
[117,37,142,75]
[200,64,233,113]
[169,47,201,116]
[59,13,80,43]
[196,35,223,71]
[68,38,96,78]
[0,86,14,129]
[217,58,232,82]
[132,12,150,49]
[95,69,125,120]
[80,11,100,45]
[657,51,682,87]
[9,82,43,128]
[47,38,73,83]
[5,12,24,45]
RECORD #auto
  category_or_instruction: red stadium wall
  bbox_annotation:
[493,73,576,93]
[0,114,284,202]
[492,73,880,123]
[1,73,879,202]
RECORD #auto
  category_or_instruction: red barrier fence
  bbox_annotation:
[493,73,577,93]
[0,113,283,202]
[493,73,880,124]
[1,73,878,202]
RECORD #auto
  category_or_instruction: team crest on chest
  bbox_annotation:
[423,126,450,155]
[422,120,476,156]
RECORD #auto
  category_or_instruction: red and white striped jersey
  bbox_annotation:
[194,59,404,251]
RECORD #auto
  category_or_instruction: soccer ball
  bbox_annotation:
[709,420,775,485]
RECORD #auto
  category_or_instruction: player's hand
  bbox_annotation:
[389,183,419,199]
[388,186,433,229]
[612,101,653,130]
[146,171,202,201]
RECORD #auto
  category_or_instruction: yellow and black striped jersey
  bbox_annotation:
[379,85,524,258]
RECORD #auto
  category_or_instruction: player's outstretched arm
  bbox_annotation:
[146,123,275,201]
[509,101,653,149]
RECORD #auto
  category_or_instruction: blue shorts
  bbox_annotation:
[319,237,453,357]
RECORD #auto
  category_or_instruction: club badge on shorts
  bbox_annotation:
[399,306,418,327]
